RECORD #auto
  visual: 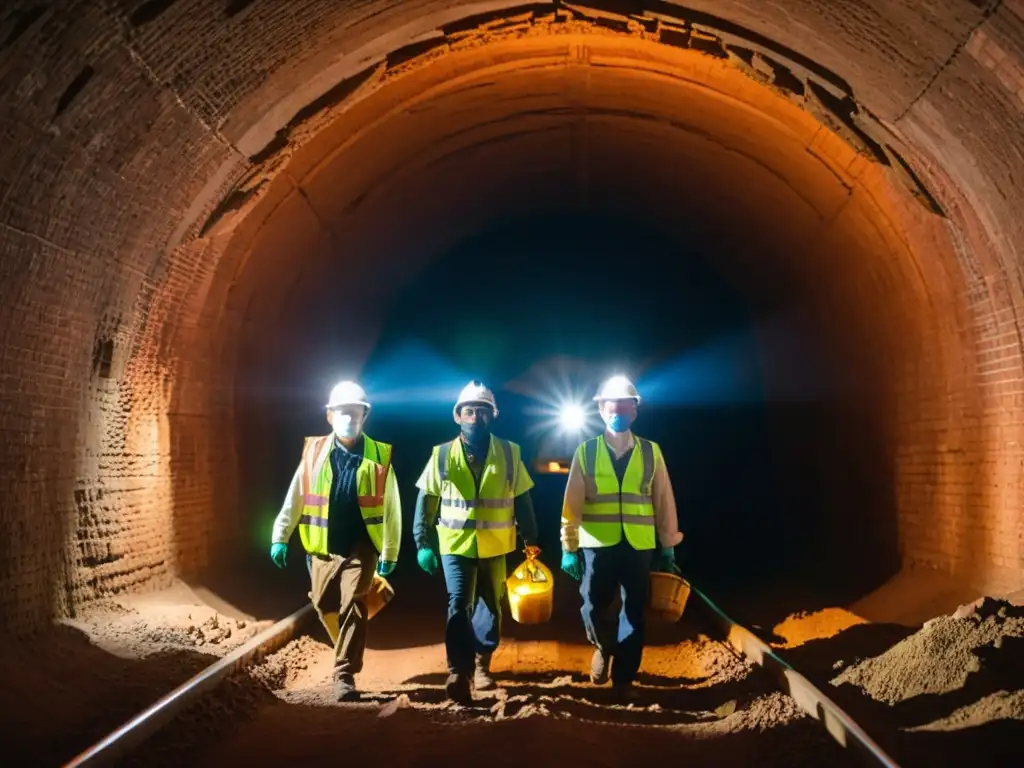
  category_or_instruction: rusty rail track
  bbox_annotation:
[62,585,901,768]
[689,585,902,768]
[62,603,315,768]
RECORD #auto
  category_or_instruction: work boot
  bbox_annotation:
[334,674,360,702]
[445,672,473,704]
[474,654,496,691]
[614,682,640,704]
[590,648,610,685]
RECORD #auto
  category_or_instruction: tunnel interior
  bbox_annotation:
[2,1,1024,639]
[221,25,961,611]
[243,210,895,605]
[7,3,1024,766]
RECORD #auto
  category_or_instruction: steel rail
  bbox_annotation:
[689,585,902,768]
[63,584,903,768]
[62,603,314,768]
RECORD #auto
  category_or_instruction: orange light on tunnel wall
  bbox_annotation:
[219,4,987,602]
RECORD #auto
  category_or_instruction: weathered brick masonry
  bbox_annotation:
[0,0,1022,633]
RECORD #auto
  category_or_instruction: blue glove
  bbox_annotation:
[561,551,582,581]
[377,559,396,577]
[270,542,288,569]
[652,546,681,575]
[417,547,439,576]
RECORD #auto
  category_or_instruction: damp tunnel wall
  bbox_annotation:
[1,0,1023,634]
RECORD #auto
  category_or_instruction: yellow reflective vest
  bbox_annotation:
[422,436,531,559]
[576,434,659,550]
[297,434,396,556]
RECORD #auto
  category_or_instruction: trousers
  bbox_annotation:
[441,553,507,675]
[580,541,653,685]
[308,538,377,681]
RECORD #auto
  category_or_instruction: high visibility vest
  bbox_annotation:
[577,434,659,550]
[298,434,392,556]
[431,436,520,559]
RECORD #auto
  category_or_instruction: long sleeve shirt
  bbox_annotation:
[560,430,683,553]
[272,437,402,562]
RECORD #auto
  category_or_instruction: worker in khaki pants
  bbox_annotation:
[270,381,401,701]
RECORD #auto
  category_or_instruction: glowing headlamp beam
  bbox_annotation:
[559,403,586,433]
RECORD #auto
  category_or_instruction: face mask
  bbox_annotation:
[604,412,633,434]
[461,422,490,445]
[332,414,362,440]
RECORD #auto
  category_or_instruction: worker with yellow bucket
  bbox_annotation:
[560,375,685,702]
[413,381,544,703]
[269,381,402,703]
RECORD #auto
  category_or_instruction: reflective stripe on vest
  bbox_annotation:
[434,436,517,558]
[297,435,391,556]
[579,435,657,550]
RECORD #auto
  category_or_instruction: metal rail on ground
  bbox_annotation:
[689,585,902,768]
[62,585,902,768]
[62,603,314,768]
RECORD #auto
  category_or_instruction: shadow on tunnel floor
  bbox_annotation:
[184,555,310,622]
[821,680,1024,768]
[0,622,225,766]
[389,669,769,719]
[769,621,920,678]
[148,689,863,768]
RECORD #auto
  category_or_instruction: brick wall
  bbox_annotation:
[1,0,1021,634]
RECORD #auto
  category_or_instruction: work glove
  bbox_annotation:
[652,546,681,575]
[417,547,440,576]
[270,542,288,569]
[524,544,542,561]
[561,551,583,581]
[377,559,397,577]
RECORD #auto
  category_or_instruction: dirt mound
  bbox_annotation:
[0,624,214,765]
[66,598,270,659]
[250,634,332,690]
[832,597,1024,705]
[908,690,1024,732]
[716,691,806,731]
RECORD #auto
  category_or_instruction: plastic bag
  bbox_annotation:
[506,551,554,624]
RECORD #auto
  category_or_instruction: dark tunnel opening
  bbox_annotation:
[45,18,991,632]
[6,2,1024,765]
[232,212,898,618]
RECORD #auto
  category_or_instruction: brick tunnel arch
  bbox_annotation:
[1,1,1022,633]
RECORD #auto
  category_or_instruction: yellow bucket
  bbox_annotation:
[366,573,394,620]
[646,572,690,624]
[506,555,554,624]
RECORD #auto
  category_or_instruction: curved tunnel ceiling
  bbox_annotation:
[214,12,976,593]
[1,0,1023,632]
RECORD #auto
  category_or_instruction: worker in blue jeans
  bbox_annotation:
[560,376,683,701]
[413,381,541,703]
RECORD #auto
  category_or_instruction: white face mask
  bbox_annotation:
[332,413,363,440]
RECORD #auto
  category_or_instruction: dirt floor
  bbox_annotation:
[764,596,1024,766]
[0,579,276,766]
[3,567,1024,767]
[155,609,860,768]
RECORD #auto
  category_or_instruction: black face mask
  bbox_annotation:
[461,422,491,446]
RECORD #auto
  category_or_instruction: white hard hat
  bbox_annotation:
[454,380,499,418]
[326,380,371,410]
[593,375,641,404]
